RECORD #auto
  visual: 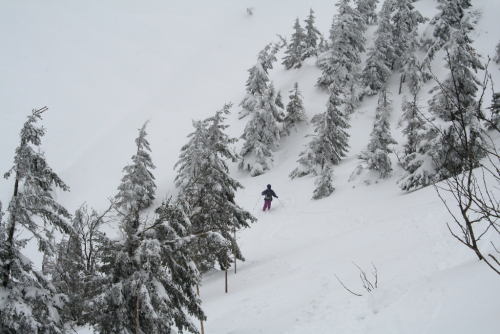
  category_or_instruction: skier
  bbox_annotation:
[262,184,278,211]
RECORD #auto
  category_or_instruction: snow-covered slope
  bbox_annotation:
[1,0,500,333]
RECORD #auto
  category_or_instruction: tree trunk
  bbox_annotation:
[225,204,228,294]
[136,285,140,334]
[399,74,404,95]
[2,177,19,287]
[197,284,205,334]
[234,228,237,274]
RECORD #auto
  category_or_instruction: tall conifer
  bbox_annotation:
[176,104,256,273]
[302,9,321,59]
[358,87,398,178]
[290,81,350,179]
[115,121,156,216]
[283,18,307,69]
[1,107,71,334]
[240,84,284,176]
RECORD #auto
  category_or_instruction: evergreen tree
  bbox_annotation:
[391,0,426,95]
[175,104,256,273]
[290,81,350,178]
[312,164,335,200]
[174,119,210,192]
[282,18,307,69]
[422,0,473,66]
[399,95,426,155]
[429,21,486,172]
[283,82,308,135]
[355,0,379,25]
[487,92,500,131]
[1,107,71,334]
[428,22,483,122]
[391,0,425,70]
[400,20,487,190]
[115,121,156,217]
[358,87,398,178]
[91,198,211,334]
[317,0,367,91]
[240,83,284,176]
[302,8,321,59]
[275,89,285,110]
[495,40,500,64]
[361,0,395,95]
[317,34,329,53]
[240,42,281,118]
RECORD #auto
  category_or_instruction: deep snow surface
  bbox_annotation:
[1,0,500,333]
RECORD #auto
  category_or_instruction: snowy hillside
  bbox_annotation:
[2,0,500,333]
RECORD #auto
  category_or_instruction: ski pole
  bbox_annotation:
[277,197,285,208]
[253,195,262,210]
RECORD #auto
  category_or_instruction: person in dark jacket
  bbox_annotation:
[261,184,278,211]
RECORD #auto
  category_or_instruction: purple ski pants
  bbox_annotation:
[263,200,271,211]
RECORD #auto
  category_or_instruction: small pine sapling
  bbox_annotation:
[283,82,308,135]
[312,164,335,200]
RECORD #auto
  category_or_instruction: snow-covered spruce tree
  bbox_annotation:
[312,164,335,200]
[240,42,281,118]
[175,104,256,273]
[391,0,425,69]
[92,198,214,334]
[358,87,398,178]
[1,107,72,334]
[355,0,379,25]
[399,20,487,190]
[391,0,426,95]
[398,95,426,156]
[115,120,156,218]
[174,119,210,194]
[290,80,350,179]
[240,83,284,177]
[422,0,473,66]
[283,82,308,136]
[316,0,367,92]
[428,21,486,172]
[495,41,500,63]
[282,18,307,70]
[317,34,329,54]
[302,8,321,60]
[361,0,395,95]
[487,92,500,131]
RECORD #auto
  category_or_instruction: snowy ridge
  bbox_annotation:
[2,0,500,333]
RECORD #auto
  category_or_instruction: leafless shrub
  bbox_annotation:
[335,262,378,297]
